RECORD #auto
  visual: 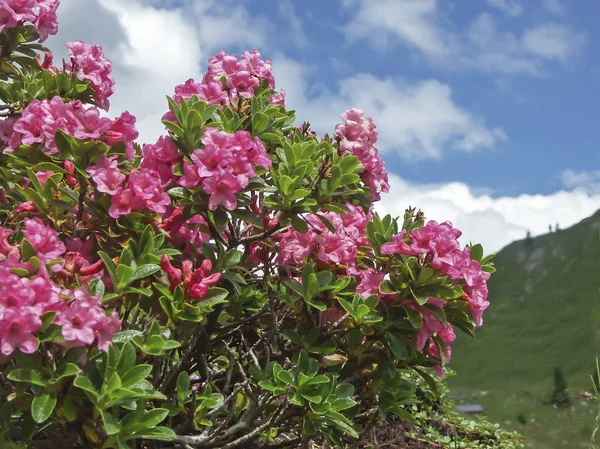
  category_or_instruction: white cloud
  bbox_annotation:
[277,0,308,49]
[376,174,600,253]
[272,57,506,159]
[343,0,585,76]
[46,0,269,144]
[560,169,600,194]
[522,23,585,63]
[542,0,564,15]
[486,0,523,17]
[342,0,456,57]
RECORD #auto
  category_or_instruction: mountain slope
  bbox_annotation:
[448,209,600,448]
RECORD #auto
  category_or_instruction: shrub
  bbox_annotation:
[0,3,495,448]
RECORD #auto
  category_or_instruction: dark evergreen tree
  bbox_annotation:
[551,367,571,407]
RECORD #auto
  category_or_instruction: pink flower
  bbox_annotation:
[335,108,389,201]
[95,311,121,352]
[108,189,144,218]
[162,256,221,300]
[66,40,115,110]
[34,0,60,42]
[141,136,182,186]
[0,307,40,355]
[101,111,139,160]
[381,230,419,256]
[13,100,46,146]
[186,259,221,300]
[269,90,286,106]
[22,217,66,263]
[0,0,60,42]
[161,254,183,291]
[86,156,125,195]
[56,288,105,346]
[202,172,244,210]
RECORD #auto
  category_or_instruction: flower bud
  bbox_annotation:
[79,258,104,276]
[160,254,182,290]
[64,252,85,274]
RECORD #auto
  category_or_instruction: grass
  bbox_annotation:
[448,210,600,449]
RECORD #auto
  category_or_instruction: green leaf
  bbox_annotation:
[100,410,121,435]
[291,215,308,233]
[138,408,169,428]
[7,369,45,386]
[120,365,153,389]
[177,372,191,405]
[31,393,57,423]
[129,426,175,441]
[386,333,409,360]
[469,243,484,262]
[57,363,81,379]
[88,278,105,297]
[73,376,99,400]
[129,264,160,283]
[196,287,229,309]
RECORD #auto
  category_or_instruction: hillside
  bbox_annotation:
[449,209,600,448]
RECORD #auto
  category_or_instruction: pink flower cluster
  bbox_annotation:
[158,206,210,250]
[275,204,371,274]
[88,161,170,219]
[381,220,491,326]
[204,49,276,100]
[335,109,390,201]
[66,41,115,110]
[160,255,221,300]
[413,297,456,377]
[5,96,138,158]
[163,49,284,123]
[0,219,120,356]
[0,0,60,42]
[141,136,183,187]
[180,127,272,211]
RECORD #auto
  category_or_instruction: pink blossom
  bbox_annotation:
[108,169,170,218]
[56,288,105,346]
[86,156,125,195]
[22,217,66,263]
[0,307,40,355]
[108,189,143,218]
[202,172,244,211]
[269,90,286,106]
[335,108,389,201]
[141,136,183,186]
[180,127,271,211]
[0,0,60,42]
[95,311,121,352]
[186,259,221,300]
[66,40,115,110]
[101,111,139,160]
[34,0,60,42]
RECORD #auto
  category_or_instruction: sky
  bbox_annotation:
[44,0,600,253]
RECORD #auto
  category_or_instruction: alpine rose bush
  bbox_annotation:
[0,3,495,448]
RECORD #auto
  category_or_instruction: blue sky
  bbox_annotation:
[47,0,600,251]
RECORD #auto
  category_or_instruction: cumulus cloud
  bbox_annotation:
[46,0,269,144]
[272,58,506,159]
[522,23,586,63]
[343,0,585,76]
[560,169,600,194]
[376,174,600,253]
[342,0,456,56]
[485,0,523,17]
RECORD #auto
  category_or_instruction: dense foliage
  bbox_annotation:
[0,2,495,448]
